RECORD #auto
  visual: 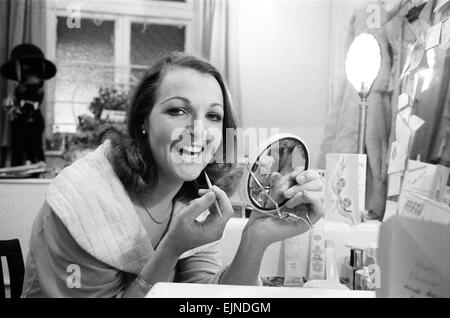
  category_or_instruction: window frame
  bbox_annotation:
[45,0,197,133]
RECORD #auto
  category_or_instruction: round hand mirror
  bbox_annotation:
[245,133,313,224]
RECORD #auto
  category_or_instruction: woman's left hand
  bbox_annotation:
[244,169,324,248]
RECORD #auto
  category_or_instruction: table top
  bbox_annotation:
[146,282,376,298]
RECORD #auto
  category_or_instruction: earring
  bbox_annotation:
[142,129,147,136]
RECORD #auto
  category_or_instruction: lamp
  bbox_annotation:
[345,33,381,154]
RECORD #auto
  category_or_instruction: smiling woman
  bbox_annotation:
[21,53,324,298]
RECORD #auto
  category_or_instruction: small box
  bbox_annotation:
[324,153,367,226]
[402,160,449,202]
[378,215,450,298]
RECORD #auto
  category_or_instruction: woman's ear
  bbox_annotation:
[143,117,150,130]
[141,119,149,136]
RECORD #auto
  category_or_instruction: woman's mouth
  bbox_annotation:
[175,145,206,162]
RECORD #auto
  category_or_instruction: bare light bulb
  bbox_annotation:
[345,33,382,98]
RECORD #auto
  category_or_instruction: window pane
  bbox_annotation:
[55,17,115,129]
[130,22,185,89]
[130,22,185,68]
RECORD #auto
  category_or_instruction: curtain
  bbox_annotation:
[0,0,47,167]
[195,0,242,126]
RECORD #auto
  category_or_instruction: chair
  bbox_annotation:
[0,239,25,298]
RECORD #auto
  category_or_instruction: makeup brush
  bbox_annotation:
[204,171,223,218]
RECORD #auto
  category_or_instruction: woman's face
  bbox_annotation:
[146,67,224,182]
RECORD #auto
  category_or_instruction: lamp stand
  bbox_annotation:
[357,95,368,154]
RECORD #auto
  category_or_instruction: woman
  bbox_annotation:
[22,53,324,297]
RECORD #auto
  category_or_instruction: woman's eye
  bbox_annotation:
[206,112,223,122]
[167,108,187,117]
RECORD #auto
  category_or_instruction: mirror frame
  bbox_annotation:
[245,133,310,216]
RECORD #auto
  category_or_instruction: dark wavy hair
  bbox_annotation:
[106,52,243,202]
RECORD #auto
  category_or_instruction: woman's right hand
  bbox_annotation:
[161,186,234,256]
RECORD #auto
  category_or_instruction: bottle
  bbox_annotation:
[364,246,377,267]
[363,246,378,290]
[325,240,340,283]
[352,248,364,290]
[346,249,356,289]
[354,267,370,290]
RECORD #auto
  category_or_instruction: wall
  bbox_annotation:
[237,0,332,167]
[0,179,50,284]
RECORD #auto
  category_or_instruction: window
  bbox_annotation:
[46,0,195,133]
[54,17,115,131]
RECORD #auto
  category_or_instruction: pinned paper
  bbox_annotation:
[388,141,407,174]
[404,74,420,102]
[409,115,425,132]
[396,112,412,145]
[406,36,426,75]
[383,200,398,222]
[398,107,412,121]
[400,192,450,224]
[440,18,450,49]
[434,0,450,13]
[388,172,402,196]
[398,93,410,110]
[425,23,442,50]
[402,160,450,203]
[388,155,407,174]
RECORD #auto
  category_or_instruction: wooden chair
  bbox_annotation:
[0,239,25,298]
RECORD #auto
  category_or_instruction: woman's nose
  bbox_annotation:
[190,118,207,143]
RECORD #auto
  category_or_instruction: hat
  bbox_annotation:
[0,43,57,81]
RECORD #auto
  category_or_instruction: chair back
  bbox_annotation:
[0,239,25,298]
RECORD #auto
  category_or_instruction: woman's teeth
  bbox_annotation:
[178,145,204,157]
[184,145,203,153]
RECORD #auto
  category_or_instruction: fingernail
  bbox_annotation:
[299,176,306,184]
[285,189,294,198]
[208,193,216,202]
